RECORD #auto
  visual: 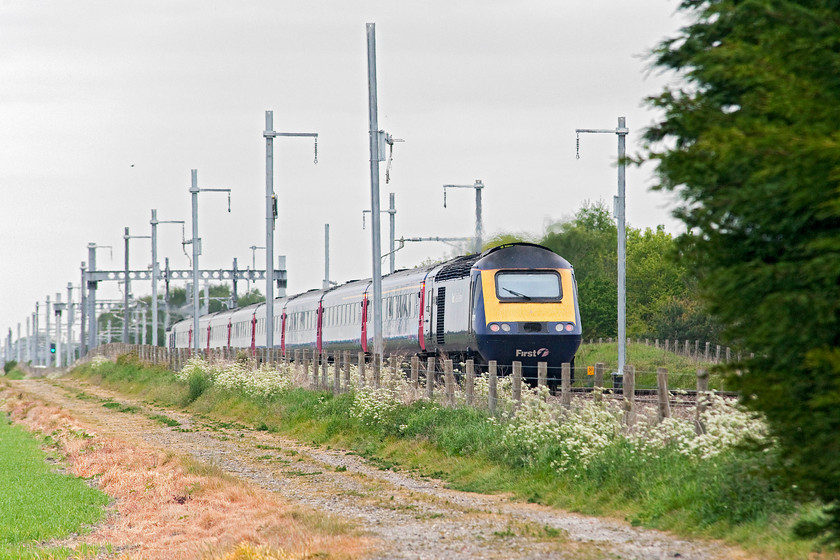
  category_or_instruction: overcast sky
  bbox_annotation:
[0,0,689,343]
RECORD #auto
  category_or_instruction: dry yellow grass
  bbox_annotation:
[2,392,369,560]
[209,542,296,560]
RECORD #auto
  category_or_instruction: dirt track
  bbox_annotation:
[8,376,753,560]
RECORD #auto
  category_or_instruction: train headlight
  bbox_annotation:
[489,323,500,332]
[555,323,564,332]
[501,323,511,332]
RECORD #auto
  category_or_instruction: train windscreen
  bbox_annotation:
[495,271,562,301]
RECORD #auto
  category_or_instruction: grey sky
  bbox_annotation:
[0,0,687,340]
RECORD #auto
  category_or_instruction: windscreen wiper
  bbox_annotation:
[502,287,531,300]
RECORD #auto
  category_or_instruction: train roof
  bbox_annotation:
[475,243,572,270]
[204,243,569,319]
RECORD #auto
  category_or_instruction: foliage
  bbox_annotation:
[2,360,17,375]
[237,288,266,307]
[490,201,722,341]
[640,0,840,544]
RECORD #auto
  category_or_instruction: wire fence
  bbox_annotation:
[581,337,750,365]
[78,343,727,431]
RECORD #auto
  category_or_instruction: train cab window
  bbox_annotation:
[495,271,562,302]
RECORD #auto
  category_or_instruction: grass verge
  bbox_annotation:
[0,411,110,559]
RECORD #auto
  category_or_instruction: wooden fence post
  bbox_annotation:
[537,362,547,392]
[358,352,366,388]
[512,361,522,408]
[321,354,328,391]
[373,354,381,389]
[312,353,319,389]
[342,351,351,393]
[425,357,435,401]
[488,360,498,415]
[622,364,636,427]
[390,355,399,390]
[410,356,420,393]
[333,353,341,395]
[444,359,455,407]
[465,359,475,407]
[594,362,605,402]
[561,362,571,408]
[656,367,671,422]
[696,368,710,434]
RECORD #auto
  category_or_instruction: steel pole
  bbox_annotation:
[66,283,73,364]
[123,227,130,343]
[389,193,395,274]
[324,224,330,290]
[191,170,200,353]
[277,256,286,297]
[80,263,87,356]
[617,116,627,375]
[45,295,51,365]
[54,293,62,367]
[475,180,484,253]
[232,258,239,308]
[87,244,97,350]
[33,308,38,365]
[164,258,171,335]
[265,111,275,350]
[151,210,159,346]
[575,119,629,374]
[25,316,30,363]
[367,22,383,356]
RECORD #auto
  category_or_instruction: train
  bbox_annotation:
[167,243,582,377]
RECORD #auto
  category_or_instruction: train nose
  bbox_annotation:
[475,332,581,368]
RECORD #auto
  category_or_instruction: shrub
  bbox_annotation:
[186,366,212,404]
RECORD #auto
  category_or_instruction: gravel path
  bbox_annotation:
[10,377,753,560]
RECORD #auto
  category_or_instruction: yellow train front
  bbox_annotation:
[470,243,581,378]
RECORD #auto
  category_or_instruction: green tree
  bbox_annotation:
[642,0,840,541]
[167,286,187,308]
[237,288,265,307]
[541,201,617,339]
[207,284,231,313]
